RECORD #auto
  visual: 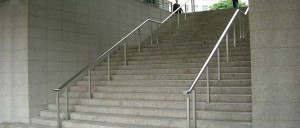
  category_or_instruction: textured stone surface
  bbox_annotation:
[250,0,300,127]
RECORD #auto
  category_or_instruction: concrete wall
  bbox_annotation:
[0,0,29,123]
[27,0,169,120]
[250,0,300,127]
[0,0,170,124]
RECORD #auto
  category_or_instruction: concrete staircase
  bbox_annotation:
[28,8,251,128]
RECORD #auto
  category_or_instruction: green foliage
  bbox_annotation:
[209,0,247,10]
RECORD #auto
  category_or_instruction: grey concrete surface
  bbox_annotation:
[249,0,300,127]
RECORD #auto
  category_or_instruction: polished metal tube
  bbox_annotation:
[56,91,61,128]
[124,42,127,65]
[233,21,236,47]
[170,19,172,36]
[151,22,153,45]
[177,12,180,29]
[187,97,190,128]
[138,29,141,52]
[242,15,245,38]
[185,5,187,22]
[217,48,221,80]
[65,87,69,120]
[206,66,210,103]
[239,14,242,38]
[192,89,196,128]
[157,24,159,44]
[107,54,110,81]
[88,68,92,99]
[226,33,229,62]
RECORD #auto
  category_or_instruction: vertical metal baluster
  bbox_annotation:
[242,15,245,38]
[177,12,180,29]
[187,96,190,128]
[107,54,110,81]
[170,18,172,36]
[88,68,92,99]
[151,22,153,45]
[217,48,221,80]
[233,21,236,47]
[65,87,69,120]
[56,91,61,128]
[192,89,196,128]
[157,24,159,44]
[226,33,229,62]
[185,4,187,22]
[239,13,242,38]
[124,42,127,65]
[206,66,210,103]
[138,28,141,52]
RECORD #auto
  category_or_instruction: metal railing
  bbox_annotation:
[53,0,192,127]
[183,7,249,128]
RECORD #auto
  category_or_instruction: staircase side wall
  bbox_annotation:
[250,0,300,127]
[0,0,29,123]
[27,0,170,123]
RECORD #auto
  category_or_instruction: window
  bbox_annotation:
[185,5,189,12]
[202,5,208,11]
[195,5,199,11]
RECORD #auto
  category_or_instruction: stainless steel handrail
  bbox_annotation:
[53,0,192,127]
[184,8,249,94]
[184,7,249,128]
[53,0,190,92]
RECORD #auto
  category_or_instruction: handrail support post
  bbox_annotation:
[206,66,210,103]
[151,22,153,45]
[177,12,180,29]
[192,89,196,128]
[88,68,92,99]
[233,20,236,47]
[65,87,69,120]
[56,91,61,128]
[138,29,141,52]
[217,48,221,80]
[124,42,127,66]
[108,54,110,81]
[226,33,229,62]
[186,95,190,128]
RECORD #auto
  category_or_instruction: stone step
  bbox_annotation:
[58,105,251,122]
[92,67,251,75]
[63,119,165,128]
[99,57,251,67]
[76,79,251,87]
[51,100,252,112]
[110,52,250,61]
[112,46,250,58]
[118,42,250,52]
[96,61,251,71]
[69,86,251,94]
[195,120,251,128]
[31,117,57,127]
[82,73,251,81]
[65,92,252,103]
[0,123,58,128]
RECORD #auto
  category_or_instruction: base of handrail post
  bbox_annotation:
[187,96,190,128]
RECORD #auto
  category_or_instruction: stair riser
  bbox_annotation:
[82,73,251,81]
[50,101,252,112]
[92,68,251,75]
[97,62,250,71]
[65,93,251,103]
[70,113,186,128]
[77,80,251,87]
[111,49,250,58]
[70,86,251,94]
